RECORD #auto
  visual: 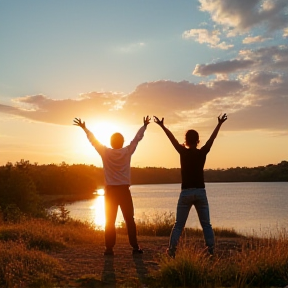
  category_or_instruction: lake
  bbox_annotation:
[64,182,288,236]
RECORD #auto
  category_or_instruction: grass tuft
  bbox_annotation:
[0,241,61,287]
[0,218,103,251]
[157,232,288,287]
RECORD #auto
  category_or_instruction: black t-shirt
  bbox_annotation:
[174,140,213,189]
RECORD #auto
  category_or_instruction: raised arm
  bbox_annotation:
[73,118,104,154]
[128,116,151,153]
[205,113,228,148]
[153,116,182,152]
[134,115,151,140]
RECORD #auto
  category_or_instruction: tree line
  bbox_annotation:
[131,161,288,183]
[0,160,287,219]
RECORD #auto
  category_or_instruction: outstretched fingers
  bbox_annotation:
[73,118,85,128]
[218,113,228,123]
[153,116,159,123]
[153,116,164,126]
[143,115,151,125]
[73,118,80,125]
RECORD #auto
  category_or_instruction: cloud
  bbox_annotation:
[0,80,244,125]
[230,93,288,131]
[199,0,288,36]
[216,42,234,50]
[118,42,146,53]
[193,59,254,76]
[123,80,243,123]
[242,35,270,44]
[183,29,233,49]
[183,29,220,45]
[240,71,283,87]
[0,92,126,125]
[1,75,287,133]
[239,45,288,69]
[193,45,288,76]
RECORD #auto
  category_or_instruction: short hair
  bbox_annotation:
[110,132,124,149]
[185,129,199,148]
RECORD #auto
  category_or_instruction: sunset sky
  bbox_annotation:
[1,0,287,169]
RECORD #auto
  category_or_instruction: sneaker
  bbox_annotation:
[132,248,144,255]
[104,248,114,256]
[166,248,175,259]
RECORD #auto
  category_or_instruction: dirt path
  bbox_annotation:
[48,235,243,287]
[49,235,169,287]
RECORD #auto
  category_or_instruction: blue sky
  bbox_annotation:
[0,0,288,168]
[1,1,211,98]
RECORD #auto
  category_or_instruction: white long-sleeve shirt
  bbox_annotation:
[85,125,147,185]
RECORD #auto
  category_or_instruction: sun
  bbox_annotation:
[90,121,123,147]
[72,119,132,163]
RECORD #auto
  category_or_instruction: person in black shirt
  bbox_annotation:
[154,114,228,258]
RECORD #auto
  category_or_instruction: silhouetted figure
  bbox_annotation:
[74,116,151,256]
[154,114,228,258]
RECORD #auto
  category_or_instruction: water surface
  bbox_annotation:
[65,182,288,236]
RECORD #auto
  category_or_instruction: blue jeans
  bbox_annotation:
[169,188,214,251]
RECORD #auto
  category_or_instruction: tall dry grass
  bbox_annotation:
[0,217,103,250]
[1,213,287,287]
[157,229,288,287]
[117,211,241,238]
[0,217,104,287]
[0,241,61,287]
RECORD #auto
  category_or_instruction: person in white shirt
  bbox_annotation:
[73,116,151,256]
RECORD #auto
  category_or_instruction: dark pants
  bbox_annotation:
[105,185,139,249]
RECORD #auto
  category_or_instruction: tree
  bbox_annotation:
[0,164,41,219]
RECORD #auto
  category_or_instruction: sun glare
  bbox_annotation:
[96,188,105,196]
[72,119,133,164]
[90,189,106,229]
[89,188,127,229]
[90,121,123,147]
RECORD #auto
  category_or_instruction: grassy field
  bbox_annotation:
[0,214,287,287]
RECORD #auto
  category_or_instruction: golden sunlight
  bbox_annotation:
[72,120,134,162]
[90,190,105,229]
[96,188,105,196]
[90,121,124,147]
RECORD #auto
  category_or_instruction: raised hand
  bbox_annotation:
[73,118,86,129]
[153,116,164,127]
[143,115,151,126]
[218,113,227,124]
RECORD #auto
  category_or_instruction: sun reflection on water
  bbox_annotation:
[90,189,105,229]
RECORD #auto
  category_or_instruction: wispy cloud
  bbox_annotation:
[118,42,146,53]
[183,29,233,49]
[242,35,270,44]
